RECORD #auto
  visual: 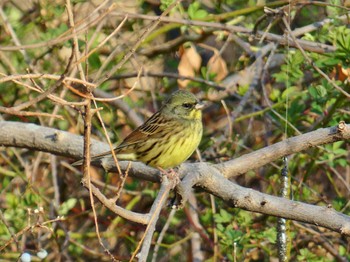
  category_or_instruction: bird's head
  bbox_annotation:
[162,90,203,121]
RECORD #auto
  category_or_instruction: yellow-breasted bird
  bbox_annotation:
[73,90,203,169]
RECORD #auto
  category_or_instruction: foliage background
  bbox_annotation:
[0,0,350,261]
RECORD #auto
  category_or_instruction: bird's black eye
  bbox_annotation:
[182,103,193,109]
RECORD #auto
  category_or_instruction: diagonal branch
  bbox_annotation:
[177,162,350,235]
[216,122,350,178]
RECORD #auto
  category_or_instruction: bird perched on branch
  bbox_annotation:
[73,90,203,169]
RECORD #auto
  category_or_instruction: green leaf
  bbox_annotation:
[237,84,249,96]
[314,85,327,97]
[216,223,224,232]
[58,198,77,216]
[311,102,323,115]
[226,228,243,242]
[88,53,102,70]
[160,0,175,11]
[309,86,318,98]
[142,189,157,198]
[214,209,233,223]
[315,58,341,67]
[262,227,277,244]
[297,248,317,260]
[269,88,281,101]
[332,197,346,211]
[336,27,350,51]
[194,9,208,19]
[188,2,208,20]
[339,245,346,256]
[337,159,347,167]
[281,86,299,100]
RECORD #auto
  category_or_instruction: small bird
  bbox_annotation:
[73,90,203,169]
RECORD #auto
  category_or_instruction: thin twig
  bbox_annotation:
[90,68,143,177]
[0,73,96,87]
[0,1,116,52]
[112,11,336,54]
[221,99,233,141]
[12,76,64,111]
[95,0,183,86]
[151,209,176,262]
[92,88,144,127]
[0,7,29,62]
[111,162,131,203]
[81,180,150,224]
[187,192,205,261]
[0,106,64,119]
[108,71,226,90]
[75,15,128,65]
[210,195,219,262]
[66,0,115,259]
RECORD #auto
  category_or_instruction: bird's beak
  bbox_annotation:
[195,102,204,110]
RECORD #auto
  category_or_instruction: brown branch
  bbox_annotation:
[94,0,183,86]
[12,75,65,111]
[176,162,350,235]
[81,178,150,224]
[92,88,144,127]
[0,1,116,52]
[0,106,64,119]
[112,11,336,54]
[216,122,350,178]
[139,30,212,57]
[0,73,96,87]
[108,71,226,90]
[0,121,350,235]
[132,175,177,261]
[1,121,349,181]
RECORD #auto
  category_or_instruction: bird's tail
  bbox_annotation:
[71,150,113,166]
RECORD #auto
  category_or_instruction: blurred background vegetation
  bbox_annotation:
[0,0,350,261]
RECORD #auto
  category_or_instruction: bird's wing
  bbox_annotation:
[73,111,169,165]
[115,111,168,151]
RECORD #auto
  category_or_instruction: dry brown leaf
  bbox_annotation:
[177,46,202,87]
[207,50,228,82]
[331,64,350,83]
[339,65,350,82]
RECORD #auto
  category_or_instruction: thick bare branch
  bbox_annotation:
[177,162,350,236]
[1,121,350,235]
[0,121,161,182]
[1,121,348,181]
[216,122,350,178]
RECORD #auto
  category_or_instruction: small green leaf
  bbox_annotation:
[315,85,327,97]
[160,0,175,11]
[188,2,198,19]
[216,223,224,231]
[262,227,277,244]
[214,209,233,223]
[88,53,102,70]
[269,88,281,101]
[237,84,249,96]
[142,189,157,198]
[194,9,208,19]
[226,228,243,242]
[309,86,318,98]
[58,198,77,216]
[337,159,347,167]
[339,245,346,256]
[188,2,208,20]
[281,86,298,100]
